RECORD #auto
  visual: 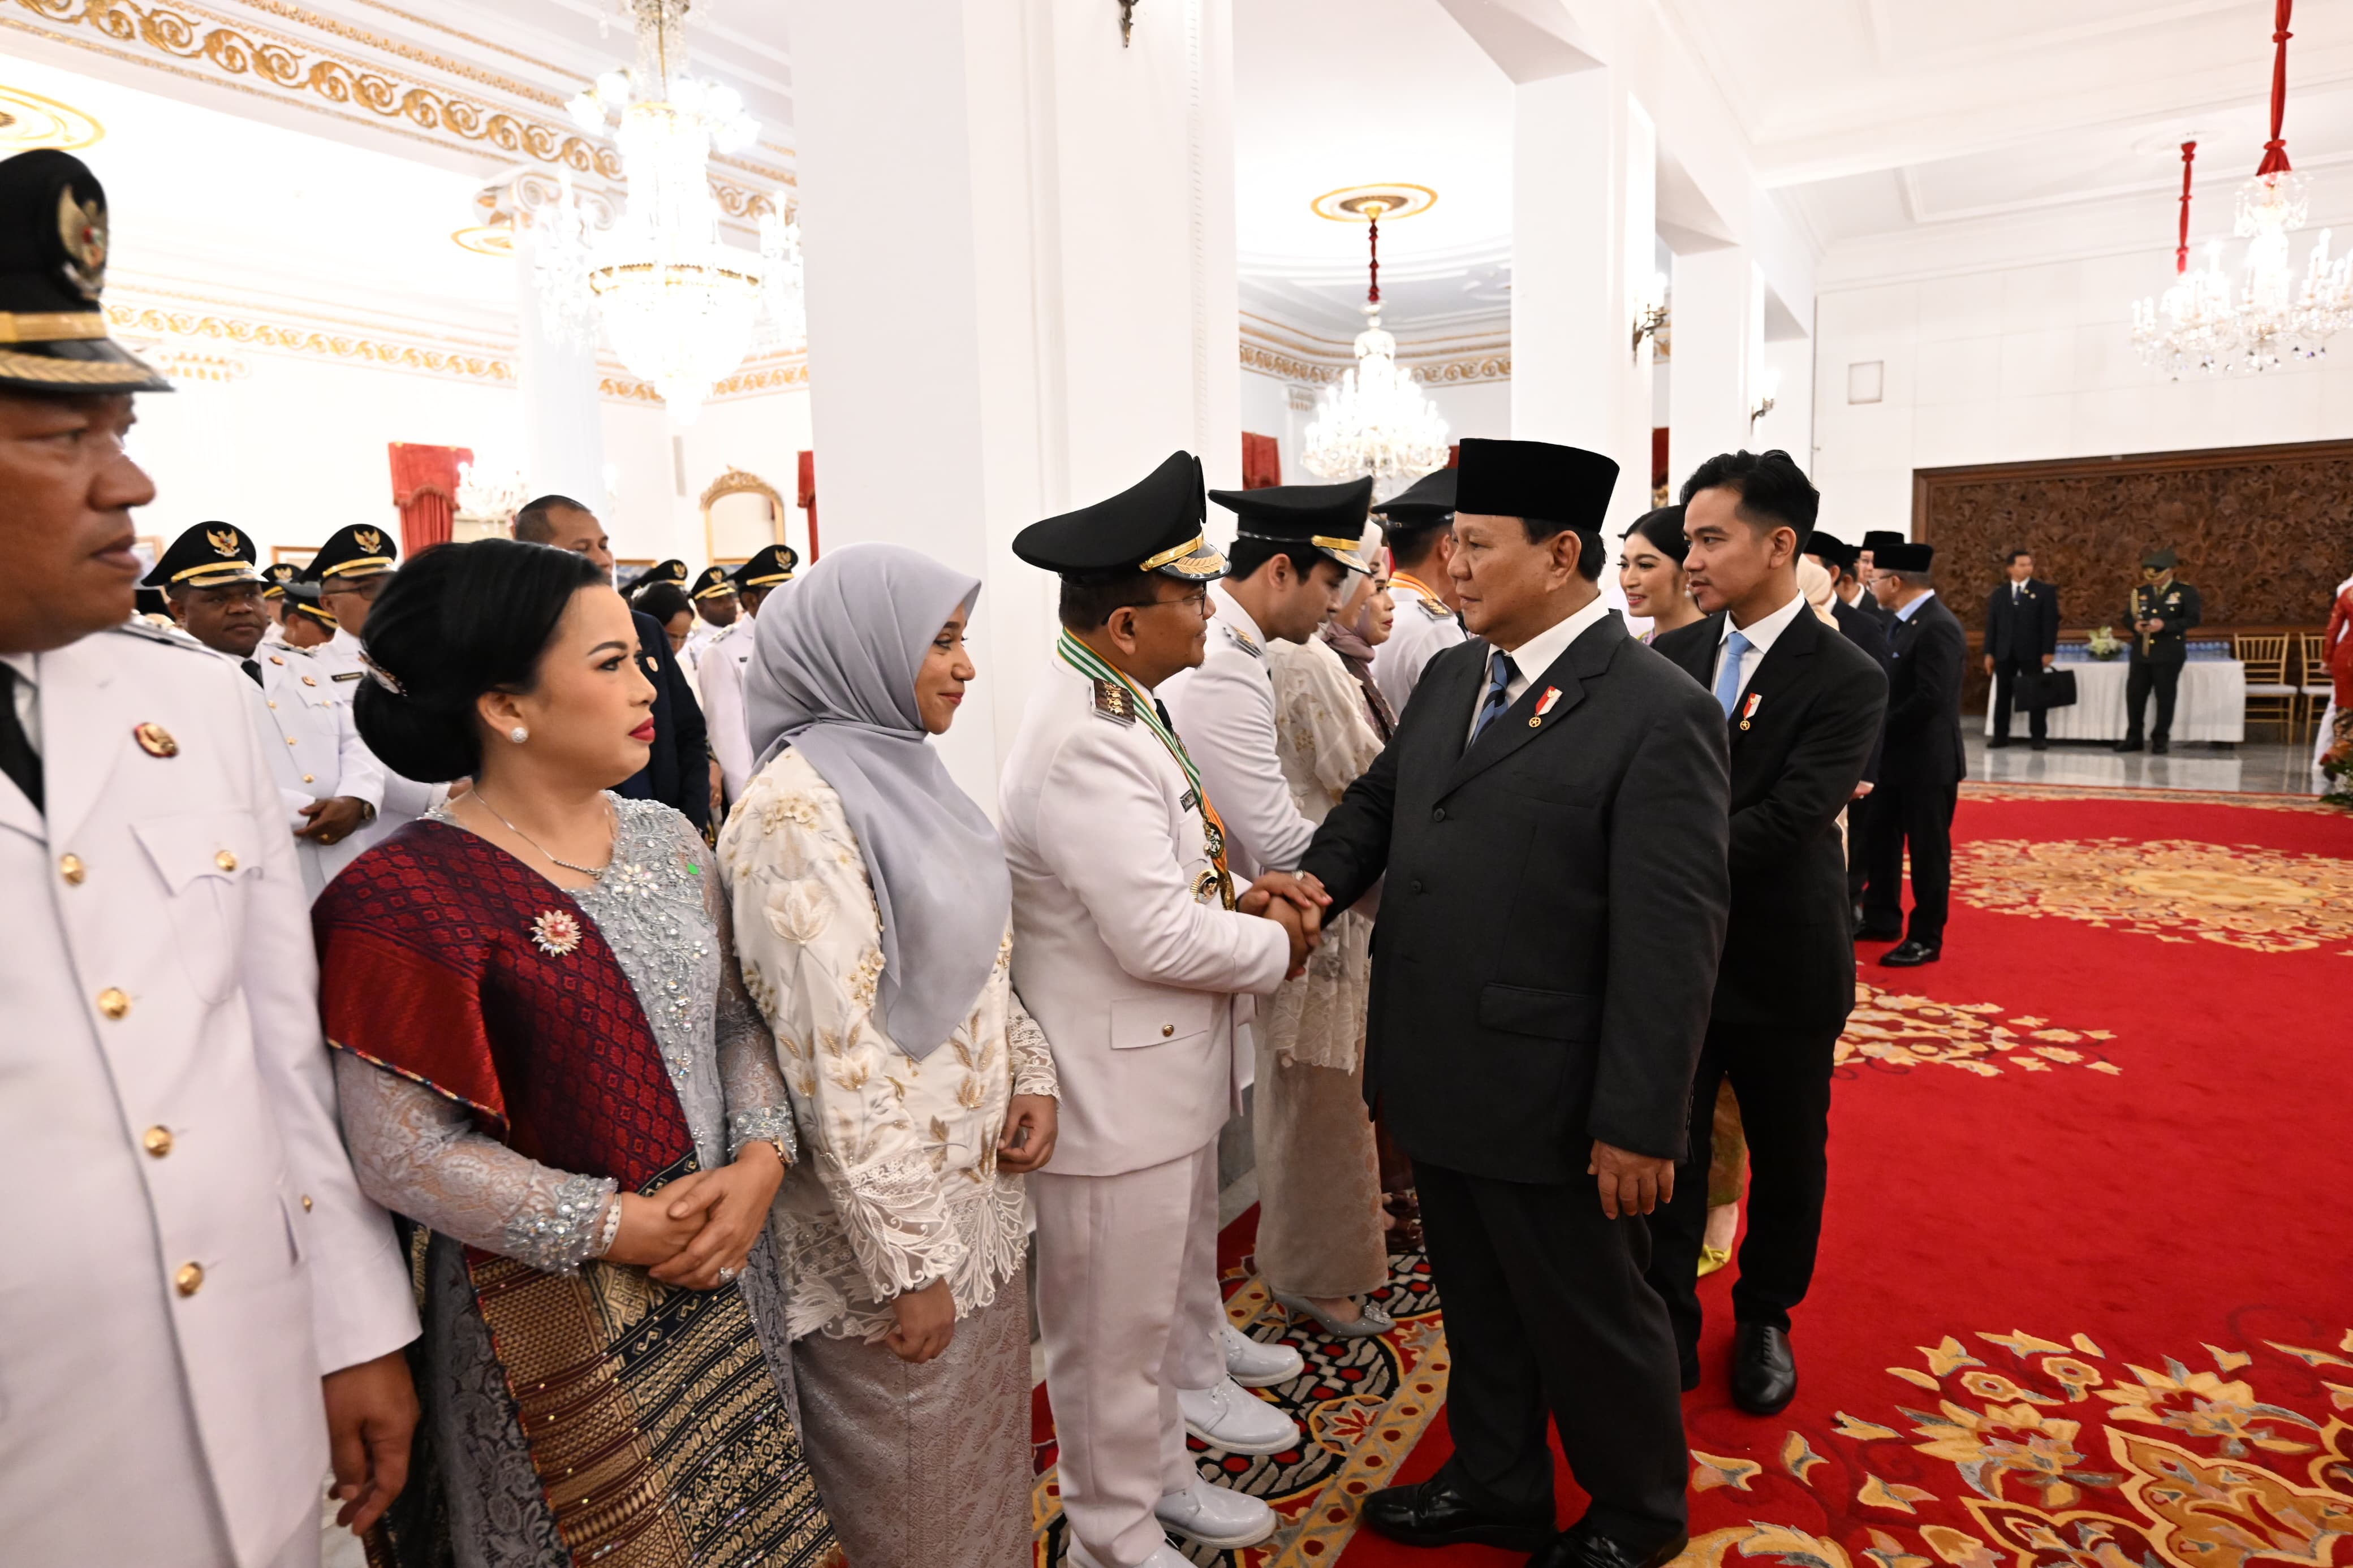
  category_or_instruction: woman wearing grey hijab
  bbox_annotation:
[718,542,1059,1568]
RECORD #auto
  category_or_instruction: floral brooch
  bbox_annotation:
[531,909,583,957]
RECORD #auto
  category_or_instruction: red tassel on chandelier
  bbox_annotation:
[2257,0,2294,178]
[1365,211,1382,307]
[2174,141,2196,275]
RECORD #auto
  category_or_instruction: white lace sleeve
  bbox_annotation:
[698,816,798,1165]
[334,1053,620,1273]
[1007,985,1059,1100]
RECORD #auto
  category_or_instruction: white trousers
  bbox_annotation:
[1033,1141,1226,1568]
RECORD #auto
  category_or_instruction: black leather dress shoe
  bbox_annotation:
[1529,1524,1692,1568]
[1732,1322,1799,1414]
[2113,738,2143,753]
[1359,1473,1553,1552]
[1854,923,1903,943]
[2031,737,2048,750]
[1986,736,2010,749]
[2151,738,2170,754]
[1878,938,1941,967]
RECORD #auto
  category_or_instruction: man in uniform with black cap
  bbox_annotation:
[304,521,451,855]
[0,148,417,1566]
[681,562,739,679]
[1860,541,1966,964]
[2118,547,2201,754]
[1001,452,1312,1568]
[281,579,337,649]
[1369,465,1467,714]
[258,559,299,646]
[703,541,796,809]
[148,521,386,899]
[1291,437,1729,1568]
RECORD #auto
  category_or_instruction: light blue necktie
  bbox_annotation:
[1714,630,1752,718]
[1471,649,1518,741]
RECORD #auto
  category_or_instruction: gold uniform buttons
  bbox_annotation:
[96,987,130,1020]
[266,700,277,710]
[286,736,298,746]
[302,774,314,783]
[175,1262,205,1297]
[214,850,238,872]
[59,853,85,884]
[301,1195,314,1212]
[1161,1023,1175,1038]
[143,1126,173,1157]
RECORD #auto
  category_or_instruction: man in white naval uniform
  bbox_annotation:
[1002,452,1313,1568]
[701,541,795,810]
[681,562,739,682]
[148,520,385,899]
[1368,467,1467,717]
[0,146,418,1568]
[307,522,447,853]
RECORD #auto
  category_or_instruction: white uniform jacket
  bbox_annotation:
[316,627,445,854]
[230,645,385,899]
[680,617,724,685]
[1371,574,1466,718]
[1160,584,1318,881]
[998,654,1291,1178]
[0,625,417,1567]
[699,617,757,806]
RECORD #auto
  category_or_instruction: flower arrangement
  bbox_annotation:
[2322,710,2353,809]
[2085,626,2124,661]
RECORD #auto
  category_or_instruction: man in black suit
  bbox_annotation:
[1272,438,1729,1568]
[1858,541,1966,965]
[1983,548,2059,750]
[1855,530,1904,625]
[1642,451,1887,1416]
[1806,530,1891,914]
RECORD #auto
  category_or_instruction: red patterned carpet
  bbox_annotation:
[1029,787,2353,1568]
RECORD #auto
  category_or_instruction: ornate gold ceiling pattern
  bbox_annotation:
[0,80,104,149]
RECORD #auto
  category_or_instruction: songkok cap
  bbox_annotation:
[1860,530,1904,552]
[260,561,299,598]
[731,542,799,589]
[1014,451,1226,581]
[308,522,399,582]
[1877,541,1934,573]
[1370,467,1457,527]
[640,559,689,589]
[1209,477,1374,574]
[690,564,739,599]
[285,582,337,629]
[0,150,170,396]
[1804,529,1858,573]
[144,521,259,589]
[1454,438,1618,533]
[2141,547,2179,570]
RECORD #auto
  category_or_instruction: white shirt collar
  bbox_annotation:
[331,626,364,655]
[1488,590,1613,680]
[1894,588,1938,623]
[1838,582,1865,608]
[1718,588,1808,657]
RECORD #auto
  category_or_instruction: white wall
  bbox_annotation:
[1810,252,2353,540]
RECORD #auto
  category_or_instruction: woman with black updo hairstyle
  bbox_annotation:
[314,539,837,1566]
[1619,504,1703,641]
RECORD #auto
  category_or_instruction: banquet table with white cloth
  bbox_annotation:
[1984,654,2246,742]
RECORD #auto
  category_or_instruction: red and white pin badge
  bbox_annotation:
[1534,686,1562,716]
[1741,692,1762,721]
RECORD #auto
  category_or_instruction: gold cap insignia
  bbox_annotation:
[132,722,179,758]
[354,528,383,552]
[57,187,109,300]
[206,527,240,557]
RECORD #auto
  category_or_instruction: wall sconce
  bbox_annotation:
[1630,270,1669,361]
[1749,367,1781,427]
[1118,0,1139,45]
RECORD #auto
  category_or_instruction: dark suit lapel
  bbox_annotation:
[1438,614,1624,796]
[1663,612,1723,686]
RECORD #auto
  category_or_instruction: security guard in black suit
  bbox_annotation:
[2117,547,2201,754]
[1859,541,1967,965]
[1983,550,2059,749]
[1287,438,1729,1568]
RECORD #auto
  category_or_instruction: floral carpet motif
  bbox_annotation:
[1958,783,2343,816]
[1953,838,2353,955]
[1839,984,2124,1079]
[1677,1327,2353,1568]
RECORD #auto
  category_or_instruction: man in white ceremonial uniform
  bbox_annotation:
[258,560,299,646]
[681,562,738,681]
[701,541,795,810]
[1367,467,1467,716]
[304,522,447,854]
[0,148,419,1568]
[1002,452,1317,1568]
[147,521,387,900]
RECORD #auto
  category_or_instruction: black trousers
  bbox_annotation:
[1861,777,1958,944]
[1644,1021,1840,1359]
[1845,790,1873,905]
[1990,657,2047,742]
[2124,657,2184,742]
[1413,1160,1688,1549]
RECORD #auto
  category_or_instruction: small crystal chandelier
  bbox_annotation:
[456,461,528,527]
[545,0,805,423]
[1302,201,1450,497]
[2133,142,2238,376]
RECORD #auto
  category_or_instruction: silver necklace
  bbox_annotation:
[468,788,615,877]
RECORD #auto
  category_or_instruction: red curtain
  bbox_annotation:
[388,442,471,557]
[1241,432,1282,490]
[1446,443,1460,468]
[1652,427,1670,492]
[797,450,820,561]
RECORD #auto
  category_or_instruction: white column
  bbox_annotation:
[786,0,1238,811]
[1665,246,1757,495]
[515,228,607,515]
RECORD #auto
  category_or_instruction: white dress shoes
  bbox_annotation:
[1222,1321,1305,1388]
[1179,1376,1300,1455]
[1065,1535,1190,1568]
[1156,1478,1277,1548]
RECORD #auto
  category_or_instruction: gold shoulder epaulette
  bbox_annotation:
[1417,596,1454,621]
[109,620,207,653]
[1223,624,1262,658]
[1090,678,1137,724]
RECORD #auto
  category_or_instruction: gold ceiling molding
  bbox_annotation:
[108,301,515,381]
[1239,316,1511,386]
[0,81,105,149]
[231,0,563,105]
[1240,341,1337,385]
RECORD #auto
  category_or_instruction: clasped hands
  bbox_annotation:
[1240,870,1334,977]
[605,1139,787,1290]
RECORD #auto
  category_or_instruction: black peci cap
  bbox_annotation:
[0,150,170,395]
[308,523,399,582]
[1454,438,1618,533]
[143,522,260,590]
[1805,529,1858,573]
[1014,451,1226,580]
[690,564,738,599]
[1209,478,1373,573]
[732,542,799,589]
[1877,541,1934,573]
[1860,530,1904,553]
[1370,467,1457,528]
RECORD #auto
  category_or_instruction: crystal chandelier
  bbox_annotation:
[456,461,528,526]
[544,0,804,423]
[2133,142,2238,375]
[1302,201,1450,497]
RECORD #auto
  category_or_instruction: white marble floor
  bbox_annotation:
[1964,734,2321,795]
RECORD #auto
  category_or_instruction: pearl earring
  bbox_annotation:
[508,726,529,744]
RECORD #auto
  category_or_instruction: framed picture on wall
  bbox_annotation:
[613,558,659,595]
